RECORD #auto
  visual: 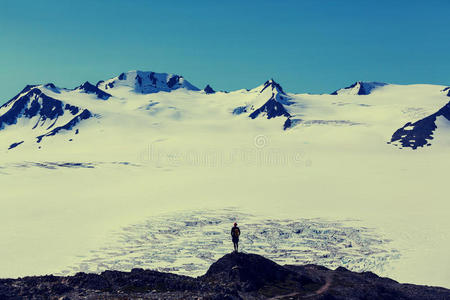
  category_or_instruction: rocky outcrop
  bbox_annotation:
[249,96,291,120]
[331,81,387,95]
[201,252,318,294]
[75,81,112,100]
[0,252,448,299]
[443,87,450,97]
[390,101,450,149]
[203,84,216,94]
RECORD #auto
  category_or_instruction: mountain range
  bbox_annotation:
[1,70,449,151]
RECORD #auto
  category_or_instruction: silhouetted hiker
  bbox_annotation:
[231,222,240,252]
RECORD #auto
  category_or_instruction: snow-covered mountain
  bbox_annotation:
[98,70,199,94]
[1,71,449,152]
[232,79,291,121]
[0,84,94,148]
[331,81,388,95]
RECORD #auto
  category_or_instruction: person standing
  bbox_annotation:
[231,222,240,252]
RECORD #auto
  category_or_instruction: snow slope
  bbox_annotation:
[0,71,449,288]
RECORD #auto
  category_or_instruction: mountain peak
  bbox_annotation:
[331,81,387,95]
[203,84,215,94]
[99,70,200,94]
[44,83,57,89]
[260,79,286,95]
[43,83,61,93]
[241,79,292,123]
[0,86,93,143]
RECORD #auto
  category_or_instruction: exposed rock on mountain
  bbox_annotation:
[203,84,216,94]
[331,81,387,95]
[390,101,450,149]
[98,70,200,94]
[75,81,112,100]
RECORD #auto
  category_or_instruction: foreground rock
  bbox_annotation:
[0,252,448,299]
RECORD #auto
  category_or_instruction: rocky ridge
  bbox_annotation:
[0,252,448,299]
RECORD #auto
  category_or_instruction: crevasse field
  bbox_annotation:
[1,71,449,288]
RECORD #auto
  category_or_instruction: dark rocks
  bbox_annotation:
[443,86,450,97]
[247,79,292,126]
[390,101,450,149]
[0,89,34,128]
[95,80,104,88]
[202,252,317,294]
[136,75,143,86]
[0,253,448,299]
[64,103,80,115]
[249,96,291,119]
[118,72,126,80]
[76,81,112,100]
[23,98,41,118]
[18,85,39,96]
[167,75,181,89]
[100,269,201,293]
[260,79,286,95]
[283,118,292,130]
[0,88,66,130]
[149,72,157,85]
[101,71,200,94]
[232,106,247,115]
[331,81,387,95]
[8,141,23,150]
[67,272,111,291]
[0,86,94,145]
[36,109,92,143]
[38,92,65,119]
[44,83,60,93]
[204,84,216,94]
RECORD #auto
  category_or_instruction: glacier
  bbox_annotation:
[0,70,449,289]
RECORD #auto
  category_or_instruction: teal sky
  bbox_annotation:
[1,0,449,104]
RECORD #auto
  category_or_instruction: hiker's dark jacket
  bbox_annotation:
[231,226,240,242]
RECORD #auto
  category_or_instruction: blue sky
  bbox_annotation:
[1,0,449,103]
